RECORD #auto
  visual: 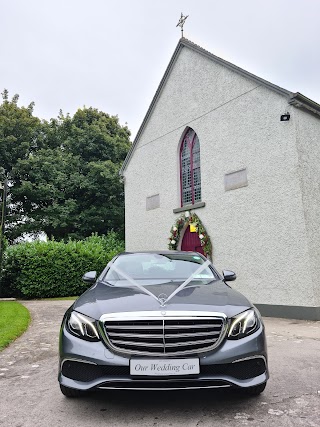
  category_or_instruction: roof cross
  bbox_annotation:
[176,13,189,38]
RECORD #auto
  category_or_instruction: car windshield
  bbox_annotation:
[103,253,218,285]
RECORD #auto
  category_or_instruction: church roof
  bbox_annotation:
[120,37,320,175]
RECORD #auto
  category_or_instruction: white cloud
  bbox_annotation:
[1,0,320,139]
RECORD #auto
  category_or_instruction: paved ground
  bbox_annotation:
[0,300,319,427]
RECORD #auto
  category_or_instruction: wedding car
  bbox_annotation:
[58,251,268,397]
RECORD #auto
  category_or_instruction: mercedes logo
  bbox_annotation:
[158,293,168,306]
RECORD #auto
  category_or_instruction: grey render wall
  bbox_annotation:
[295,109,320,308]
[124,45,316,308]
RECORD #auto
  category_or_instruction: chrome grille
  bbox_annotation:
[101,311,227,356]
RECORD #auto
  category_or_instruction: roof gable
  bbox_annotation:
[120,38,320,175]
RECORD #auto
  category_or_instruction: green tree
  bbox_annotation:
[0,90,43,175]
[0,90,44,240]
[11,107,131,240]
[1,91,131,241]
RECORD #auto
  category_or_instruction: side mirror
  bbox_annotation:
[223,270,237,281]
[82,271,97,284]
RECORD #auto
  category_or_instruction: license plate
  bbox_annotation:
[130,358,200,376]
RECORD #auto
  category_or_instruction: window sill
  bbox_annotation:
[173,202,206,214]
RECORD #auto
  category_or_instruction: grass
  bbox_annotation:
[0,301,31,351]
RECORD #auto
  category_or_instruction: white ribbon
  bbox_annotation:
[109,264,160,303]
[163,260,211,304]
[107,259,211,306]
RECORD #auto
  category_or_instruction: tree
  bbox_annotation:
[0,90,44,240]
[0,90,43,176]
[10,106,131,241]
[1,91,131,241]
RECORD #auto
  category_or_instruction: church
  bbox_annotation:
[120,37,320,320]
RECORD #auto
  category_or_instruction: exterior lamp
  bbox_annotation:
[280,112,290,121]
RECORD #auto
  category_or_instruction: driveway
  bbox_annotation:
[0,300,319,427]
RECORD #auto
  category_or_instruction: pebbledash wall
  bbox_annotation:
[122,40,320,320]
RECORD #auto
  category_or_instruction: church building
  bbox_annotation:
[120,38,320,320]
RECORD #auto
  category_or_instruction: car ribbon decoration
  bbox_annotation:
[108,260,211,307]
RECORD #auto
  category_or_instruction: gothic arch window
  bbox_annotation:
[180,128,202,206]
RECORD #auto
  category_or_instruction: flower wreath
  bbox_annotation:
[168,211,212,259]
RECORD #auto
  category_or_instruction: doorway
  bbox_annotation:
[181,225,204,255]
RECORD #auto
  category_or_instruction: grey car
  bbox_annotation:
[58,251,268,397]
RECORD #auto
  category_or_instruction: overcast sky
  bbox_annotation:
[1,0,320,139]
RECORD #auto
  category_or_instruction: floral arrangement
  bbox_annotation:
[168,211,212,258]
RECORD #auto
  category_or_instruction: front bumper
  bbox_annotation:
[58,323,268,391]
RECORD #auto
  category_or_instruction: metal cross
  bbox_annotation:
[176,13,189,38]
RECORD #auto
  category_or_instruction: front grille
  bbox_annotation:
[102,312,226,356]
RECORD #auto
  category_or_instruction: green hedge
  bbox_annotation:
[1,233,124,299]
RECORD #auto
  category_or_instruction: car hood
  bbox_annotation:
[73,280,253,319]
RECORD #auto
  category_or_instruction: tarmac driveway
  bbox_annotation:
[0,300,319,427]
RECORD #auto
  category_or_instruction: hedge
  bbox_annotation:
[1,233,124,299]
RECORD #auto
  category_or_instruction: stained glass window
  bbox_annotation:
[180,128,202,206]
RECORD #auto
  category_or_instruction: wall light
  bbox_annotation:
[280,112,290,121]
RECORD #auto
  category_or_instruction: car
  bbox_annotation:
[58,251,268,397]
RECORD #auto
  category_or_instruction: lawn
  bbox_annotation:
[0,301,31,350]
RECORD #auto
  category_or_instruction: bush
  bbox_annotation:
[1,232,124,299]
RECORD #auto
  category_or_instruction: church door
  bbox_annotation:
[181,226,204,255]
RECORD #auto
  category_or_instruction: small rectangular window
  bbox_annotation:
[146,194,160,211]
[224,168,248,191]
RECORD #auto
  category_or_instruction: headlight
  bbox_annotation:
[67,311,100,341]
[228,309,260,339]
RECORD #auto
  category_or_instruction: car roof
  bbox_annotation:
[119,250,202,256]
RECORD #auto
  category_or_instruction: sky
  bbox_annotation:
[1,0,320,140]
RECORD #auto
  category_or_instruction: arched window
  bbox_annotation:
[180,128,202,206]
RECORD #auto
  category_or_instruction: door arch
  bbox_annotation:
[168,212,212,259]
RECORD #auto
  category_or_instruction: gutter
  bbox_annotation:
[288,92,320,117]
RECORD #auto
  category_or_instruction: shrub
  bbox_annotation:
[1,232,124,299]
